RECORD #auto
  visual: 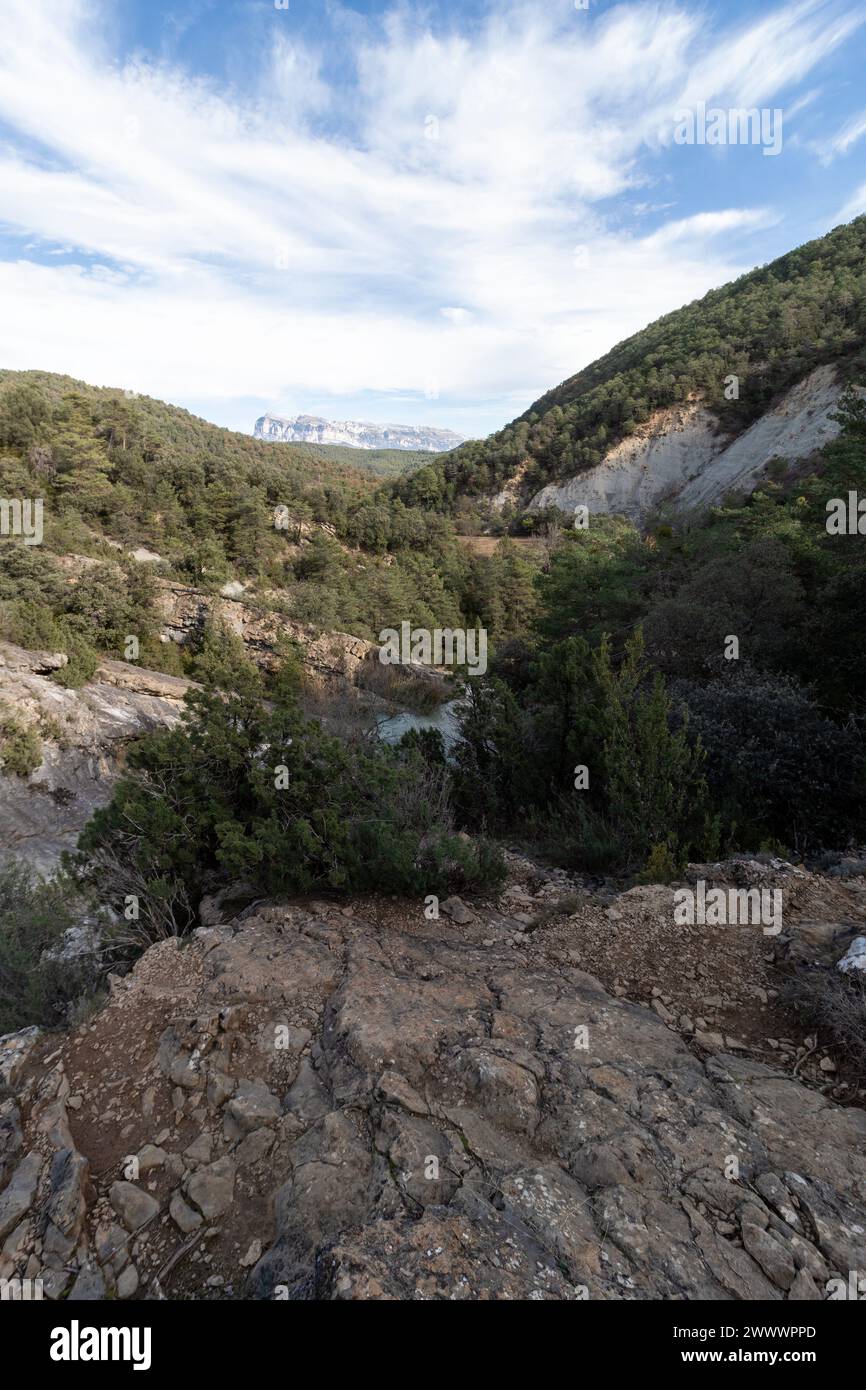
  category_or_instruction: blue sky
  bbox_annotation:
[1,0,865,440]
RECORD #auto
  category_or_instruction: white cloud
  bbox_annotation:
[838,180,866,221]
[0,0,861,432]
[645,209,782,247]
[815,109,866,163]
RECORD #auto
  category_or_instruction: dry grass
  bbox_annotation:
[781,968,866,1080]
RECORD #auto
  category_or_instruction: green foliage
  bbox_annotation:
[0,862,95,1033]
[453,631,710,872]
[452,677,537,831]
[450,381,865,870]
[396,216,866,509]
[397,727,447,766]
[643,536,805,679]
[0,703,43,776]
[673,667,866,854]
[185,617,262,694]
[590,632,709,866]
[0,545,157,684]
[637,843,679,885]
[76,678,504,948]
[0,382,51,452]
[0,372,482,650]
[51,633,99,689]
[51,391,114,518]
[3,225,866,893]
[261,439,437,480]
[468,539,539,640]
[535,517,649,647]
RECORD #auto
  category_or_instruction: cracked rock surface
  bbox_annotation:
[2,866,865,1301]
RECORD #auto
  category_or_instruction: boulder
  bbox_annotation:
[169,1191,202,1234]
[184,1157,235,1220]
[0,1152,42,1242]
[440,896,475,925]
[838,936,866,976]
[0,1027,41,1089]
[109,1181,160,1232]
[225,1080,281,1134]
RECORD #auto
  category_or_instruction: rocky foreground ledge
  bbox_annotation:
[2,858,866,1301]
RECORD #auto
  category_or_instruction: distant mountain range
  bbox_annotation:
[254,412,464,453]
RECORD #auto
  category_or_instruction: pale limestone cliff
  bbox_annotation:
[255,413,464,453]
[528,365,848,522]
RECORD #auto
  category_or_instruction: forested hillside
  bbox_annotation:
[0,370,542,675]
[448,388,866,873]
[269,439,439,479]
[0,370,379,533]
[393,216,866,516]
[2,221,865,898]
[12,384,861,965]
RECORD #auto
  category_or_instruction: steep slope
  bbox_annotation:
[0,370,480,665]
[394,216,866,519]
[529,364,847,521]
[0,371,382,498]
[0,643,193,874]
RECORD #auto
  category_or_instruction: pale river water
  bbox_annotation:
[375,698,464,753]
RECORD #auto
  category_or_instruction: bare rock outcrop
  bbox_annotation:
[528,365,848,523]
[0,641,192,873]
[154,581,377,684]
[3,859,864,1301]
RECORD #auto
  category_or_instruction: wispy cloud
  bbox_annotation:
[645,209,782,246]
[815,109,866,163]
[838,180,866,220]
[0,0,862,432]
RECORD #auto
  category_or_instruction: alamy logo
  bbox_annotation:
[826,492,866,534]
[674,103,783,157]
[0,498,43,545]
[49,1320,152,1371]
[1,1277,44,1300]
[379,621,487,676]
[674,881,782,935]
[826,1270,865,1300]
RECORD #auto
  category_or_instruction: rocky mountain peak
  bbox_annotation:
[254,412,464,453]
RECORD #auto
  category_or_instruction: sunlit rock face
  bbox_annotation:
[528,365,848,523]
[254,413,464,453]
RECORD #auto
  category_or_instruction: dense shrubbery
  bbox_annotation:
[450,389,866,870]
[0,544,162,682]
[74,664,504,948]
[453,632,713,873]
[673,668,865,854]
[643,536,806,680]
[25,382,866,907]
[0,374,514,659]
[0,702,42,776]
[534,515,648,649]
[0,863,99,1033]
[3,231,866,917]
